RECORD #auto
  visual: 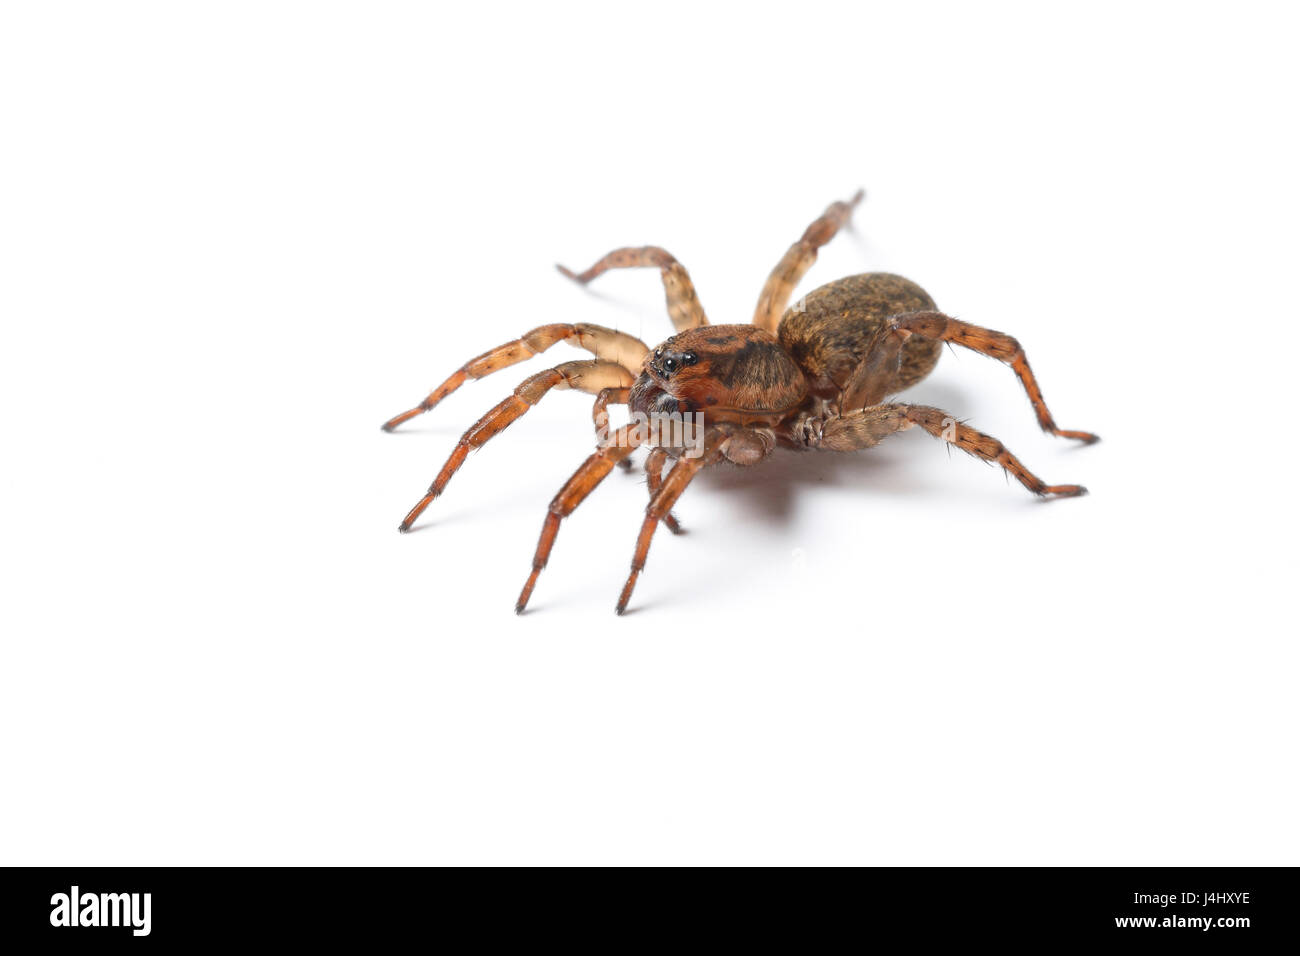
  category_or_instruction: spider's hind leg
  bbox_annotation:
[804,403,1087,498]
[853,311,1099,444]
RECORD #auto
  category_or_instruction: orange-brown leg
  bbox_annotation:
[516,423,646,614]
[616,431,730,615]
[382,323,648,431]
[810,403,1087,497]
[557,246,709,331]
[752,189,864,332]
[591,386,630,444]
[591,385,638,472]
[882,312,1099,443]
[398,360,633,532]
[839,322,911,411]
[644,447,684,535]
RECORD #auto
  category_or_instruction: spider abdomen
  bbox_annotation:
[778,272,942,399]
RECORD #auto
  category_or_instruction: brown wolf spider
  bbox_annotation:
[383,190,1098,614]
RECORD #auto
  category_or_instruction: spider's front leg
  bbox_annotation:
[516,423,645,613]
[382,322,648,431]
[841,311,1099,443]
[591,386,637,472]
[644,447,684,534]
[616,428,774,615]
[557,246,710,331]
[398,360,633,532]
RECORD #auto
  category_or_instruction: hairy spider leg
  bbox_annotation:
[516,423,645,614]
[616,430,735,614]
[382,323,648,431]
[557,245,710,332]
[752,189,865,333]
[398,360,633,532]
[805,403,1088,497]
[842,311,1099,443]
[644,447,684,535]
[591,386,639,472]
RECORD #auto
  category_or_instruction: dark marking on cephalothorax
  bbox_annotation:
[636,324,809,418]
[714,339,776,388]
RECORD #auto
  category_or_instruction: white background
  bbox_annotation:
[2,2,1297,865]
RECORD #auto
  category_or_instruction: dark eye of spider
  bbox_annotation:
[663,357,677,371]
[682,352,698,365]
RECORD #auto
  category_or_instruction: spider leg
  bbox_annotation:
[850,311,1099,443]
[556,246,709,331]
[752,189,864,332]
[382,323,648,431]
[516,423,646,614]
[645,447,684,534]
[398,360,633,532]
[616,430,734,615]
[801,403,1087,497]
[591,386,637,471]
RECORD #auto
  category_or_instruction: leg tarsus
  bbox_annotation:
[382,371,468,431]
[557,246,709,331]
[516,512,560,613]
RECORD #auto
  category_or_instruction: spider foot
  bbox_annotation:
[516,568,542,614]
[381,405,427,432]
[1043,484,1088,498]
[556,263,587,284]
[615,570,640,615]
[1052,427,1100,444]
[398,491,436,533]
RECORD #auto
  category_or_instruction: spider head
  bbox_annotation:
[629,325,808,423]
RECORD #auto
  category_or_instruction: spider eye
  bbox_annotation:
[682,352,698,365]
[663,357,677,372]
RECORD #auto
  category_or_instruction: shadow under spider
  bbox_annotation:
[679,381,975,524]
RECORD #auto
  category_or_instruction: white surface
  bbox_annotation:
[2,2,1297,865]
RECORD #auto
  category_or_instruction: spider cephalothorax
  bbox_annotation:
[631,326,807,425]
[383,190,1098,614]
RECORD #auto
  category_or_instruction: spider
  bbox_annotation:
[382,190,1098,614]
